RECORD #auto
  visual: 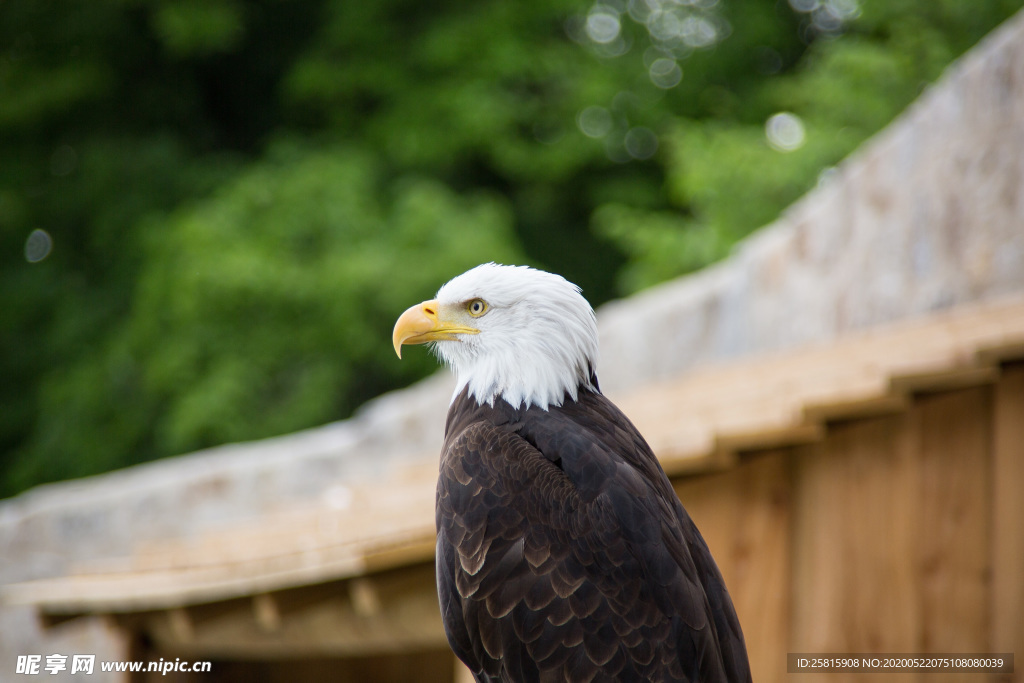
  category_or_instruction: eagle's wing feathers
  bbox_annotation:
[437,402,738,683]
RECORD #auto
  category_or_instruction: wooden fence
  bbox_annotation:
[680,364,1022,683]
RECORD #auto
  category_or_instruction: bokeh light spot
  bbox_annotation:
[25,229,53,263]
[649,58,683,88]
[765,112,806,152]
[586,10,622,44]
[627,0,654,23]
[680,16,718,48]
[577,106,614,138]
[826,0,860,20]
[647,9,682,42]
[788,0,820,12]
[624,127,658,159]
[812,7,843,32]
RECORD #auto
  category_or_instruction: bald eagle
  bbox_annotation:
[393,264,751,683]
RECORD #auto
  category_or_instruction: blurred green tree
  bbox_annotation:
[1,0,1020,495]
[594,0,1024,291]
[9,143,520,489]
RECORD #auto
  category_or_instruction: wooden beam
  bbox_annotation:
[889,365,999,395]
[166,607,194,643]
[802,393,909,423]
[139,563,446,659]
[38,612,85,629]
[714,422,823,455]
[252,593,281,632]
[348,578,381,617]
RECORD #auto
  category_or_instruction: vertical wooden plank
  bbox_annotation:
[790,413,921,683]
[728,451,793,683]
[991,362,1024,683]
[126,625,152,683]
[913,386,992,655]
[674,449,792,683]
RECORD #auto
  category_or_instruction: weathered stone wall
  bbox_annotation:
[2,8,1023,678]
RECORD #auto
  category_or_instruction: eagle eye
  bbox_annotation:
[467,299,488,317]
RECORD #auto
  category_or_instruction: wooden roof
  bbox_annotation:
[6,294,1024,616]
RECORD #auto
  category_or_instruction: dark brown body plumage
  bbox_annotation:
[435,384,752,683]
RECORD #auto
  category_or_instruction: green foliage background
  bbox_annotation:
[2,0,1021,496]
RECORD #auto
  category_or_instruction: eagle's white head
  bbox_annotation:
[393,263,599,410]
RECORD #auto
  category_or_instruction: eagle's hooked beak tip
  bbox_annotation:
[392,299,441,360]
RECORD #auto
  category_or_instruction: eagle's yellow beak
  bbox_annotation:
[392,299,479,359]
